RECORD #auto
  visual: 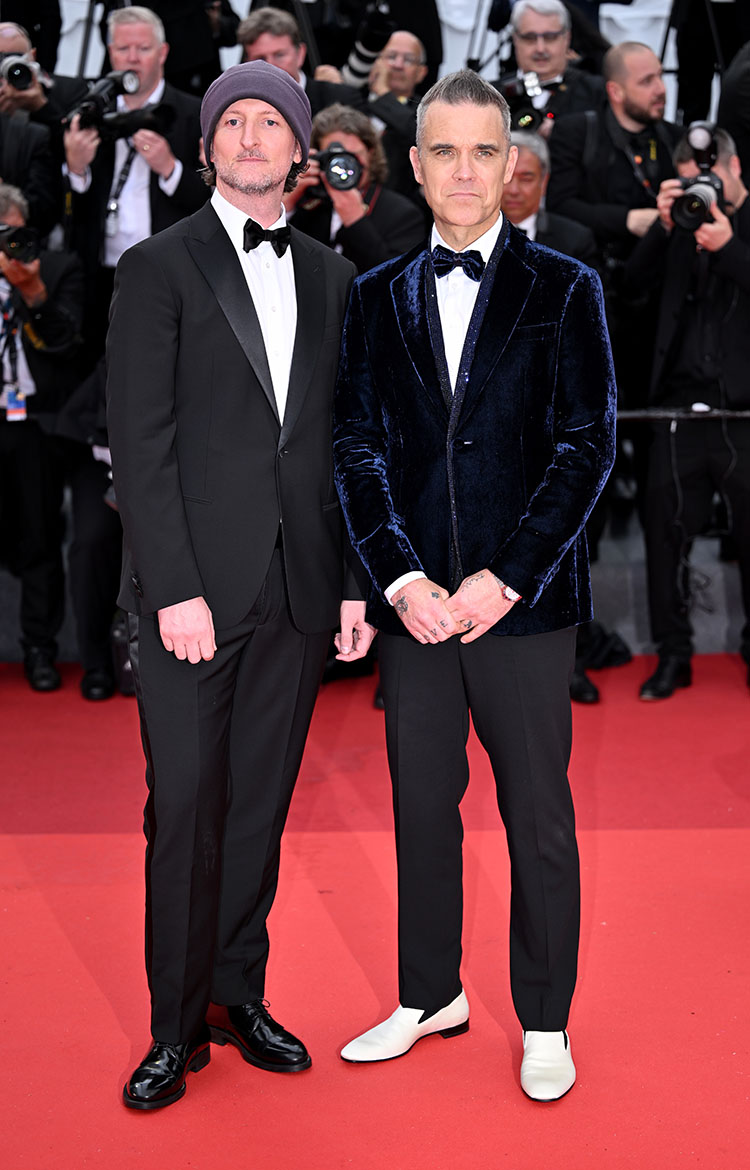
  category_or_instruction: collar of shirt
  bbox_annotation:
[116,78,166,113]
[516,212,537,240]
[430,213,504,270]
[211,187,288,256]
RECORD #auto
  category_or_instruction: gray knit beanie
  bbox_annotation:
[200,61,312,165]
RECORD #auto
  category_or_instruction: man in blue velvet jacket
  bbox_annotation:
[333,70,616,1101]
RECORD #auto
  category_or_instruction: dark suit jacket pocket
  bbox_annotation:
[512,323,558,341]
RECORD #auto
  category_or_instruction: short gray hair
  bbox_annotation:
[108,6,165,45]
[511,0,571,35]
[0,182,29,222]
[511,130,550,176]
[416,69,511,152]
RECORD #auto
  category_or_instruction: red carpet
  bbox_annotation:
[2,656,749,1168]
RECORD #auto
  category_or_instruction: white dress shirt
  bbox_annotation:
[210,188,297,423]
[385,213,504,602]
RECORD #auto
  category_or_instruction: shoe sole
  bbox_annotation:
[521,1077,576,1103]
[340,1018,470,1064]
[639,677,691,701]
[122,1044,211,1110]
[208,1025,312,1072]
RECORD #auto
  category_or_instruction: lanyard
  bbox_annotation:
[109,142,138,207]
[1,293,19,387]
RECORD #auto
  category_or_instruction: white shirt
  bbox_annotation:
[65,80,183,266]
[210,188,297,423]
[386,213,504,602]
[516,212,537,240]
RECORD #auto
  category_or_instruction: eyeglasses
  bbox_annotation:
[514,30,566,44]
[381,51,424,67]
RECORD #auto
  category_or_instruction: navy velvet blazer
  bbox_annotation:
[333,223,617,638]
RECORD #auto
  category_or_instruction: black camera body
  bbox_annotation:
[672,122,724,231]
[0,52,41,91]
[0,225,41,264]
[65,70,140,134]
[315,142,363,191]
[496,71,544,132]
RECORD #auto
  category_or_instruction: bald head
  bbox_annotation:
[0,22,32,54]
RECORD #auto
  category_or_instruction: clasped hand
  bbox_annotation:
[392,571,516,645]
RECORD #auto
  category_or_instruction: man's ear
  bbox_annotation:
[410,145,423,186]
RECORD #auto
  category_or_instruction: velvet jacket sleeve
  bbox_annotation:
[486,266,617,606]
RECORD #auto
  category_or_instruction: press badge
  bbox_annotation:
[6,383,27,421]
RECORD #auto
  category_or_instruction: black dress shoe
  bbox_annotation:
[569,668,599,704]
[373,683,385,710]
[23,648,61,692]
[122,1025,211,1110]
[639,657,692,700]
[207,1000,311,1072]
[80,668,116,701]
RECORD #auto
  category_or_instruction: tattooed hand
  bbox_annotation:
[391,578,458,645]
[445,569,517,643]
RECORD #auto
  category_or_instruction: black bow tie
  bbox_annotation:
[243,217,291,258]
[432,244,485,282]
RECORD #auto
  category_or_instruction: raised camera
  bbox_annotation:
[315,142,363,192]
[497,71,544,132]
[671,121,724,231]
[0,225,40,264]
[0,52,41,91]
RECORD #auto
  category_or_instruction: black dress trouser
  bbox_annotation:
[644,419,750,663]
[378,625,579,1032]
[129,549,331,1043]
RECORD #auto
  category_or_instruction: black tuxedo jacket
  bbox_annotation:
[535,209,598,268]
[106,201,359,633]
[67,83,208,276]
[333,224,616,637]
[0,113,59,236]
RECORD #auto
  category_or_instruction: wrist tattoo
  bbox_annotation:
[461,572,485,590]
[394,595,408,617]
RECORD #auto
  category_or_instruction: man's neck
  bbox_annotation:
[216,180,285,227]
[435,215,500,252]
[611,103,649,135]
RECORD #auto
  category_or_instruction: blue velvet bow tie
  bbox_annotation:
[431,244,485,282]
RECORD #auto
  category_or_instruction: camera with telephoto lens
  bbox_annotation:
[0,52,42,91]
[0,225,40,264]
[671,122,724,231]
[497,71,544,132]
[64,70,141,132]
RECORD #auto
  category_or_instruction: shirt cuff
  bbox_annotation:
[159,158,183,196]
[385,570,426,604]
[64,164,91,193]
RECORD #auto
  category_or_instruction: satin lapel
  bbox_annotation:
[390,249,448,420]
[184,203,278,423]
[458,234,536,423]
[279,230,327,447]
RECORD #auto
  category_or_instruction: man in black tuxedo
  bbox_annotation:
[107,60,373,1111]
[333,70,615,1100]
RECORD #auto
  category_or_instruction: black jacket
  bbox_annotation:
[290,183,426,273]
[535,209,598,268]
[0,114,60,237]
[622,198,750,407]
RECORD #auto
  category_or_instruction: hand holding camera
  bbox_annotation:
[0,227,45,308]
[64,113,101,177]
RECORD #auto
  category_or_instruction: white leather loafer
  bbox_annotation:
[520,1030,576,1101]
[340,990,469,1063]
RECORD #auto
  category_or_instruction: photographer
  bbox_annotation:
[64,6,207,353]
[283,102,425,273]
[622,127,750,699]
[0,182,84,692]
[494,1,604,137]
[0,24,60,236]
[364,30,426,204]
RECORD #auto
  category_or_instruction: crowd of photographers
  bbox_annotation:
[1,0,749,705]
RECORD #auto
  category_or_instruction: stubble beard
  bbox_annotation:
[215,158,290,198]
